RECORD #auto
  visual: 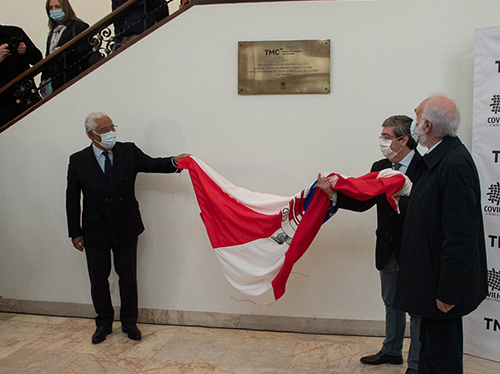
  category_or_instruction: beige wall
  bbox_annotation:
[0,0,498,325]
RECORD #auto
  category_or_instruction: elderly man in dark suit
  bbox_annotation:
[66,112,190,344]
[394,95,488,373]
[318,115,423,374]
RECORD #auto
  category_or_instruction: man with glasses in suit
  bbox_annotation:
[317,115,423,374]
[66,112,190,344]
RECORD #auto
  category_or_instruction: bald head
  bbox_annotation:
[416,95,460,138]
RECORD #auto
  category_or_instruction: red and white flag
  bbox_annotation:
[178,157,410,304]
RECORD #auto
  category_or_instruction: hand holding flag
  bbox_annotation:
[178,157,411,303]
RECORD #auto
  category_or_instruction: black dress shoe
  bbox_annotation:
[360,350,403,365]
[122,324,142,341]
[92,325,112,344]
[406,369,418,374]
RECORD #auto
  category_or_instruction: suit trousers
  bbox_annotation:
[418,317,463,374]
[84,237,139,327]
[380,254,421,370]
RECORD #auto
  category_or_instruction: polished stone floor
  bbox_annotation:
[1,312,499,373]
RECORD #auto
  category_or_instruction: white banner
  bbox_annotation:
[465,26,500,362]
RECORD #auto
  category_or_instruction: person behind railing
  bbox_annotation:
[0,25,43,88]
[0,25,43,124]
[40,0,91,97]
[112,0,170,46]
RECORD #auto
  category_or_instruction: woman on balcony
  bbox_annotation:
[40,0,90,97]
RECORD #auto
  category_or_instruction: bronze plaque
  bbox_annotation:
[238,40,330,95]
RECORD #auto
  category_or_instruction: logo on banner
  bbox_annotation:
[488,94,500,126]
[487,267,500,302]
[487,234,500,251]
[484,182,500,216]
[494,150,500,163]
[484,317,500,331]
[471,26,500,359]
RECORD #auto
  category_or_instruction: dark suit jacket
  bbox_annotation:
[112,0,169,38]
[0,25,43,124]
[42,20,90,90]
[0,25,43,87]
[66,142,178,248]
[336,151,423,270]
[394,136,488,319]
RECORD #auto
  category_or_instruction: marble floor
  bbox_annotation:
[1,312,499,374]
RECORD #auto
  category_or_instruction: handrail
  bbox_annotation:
[0,0,142,96]
[0,0,178,132]
[0,0,317,133]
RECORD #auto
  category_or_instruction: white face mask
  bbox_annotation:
[379,137,402,160]
[94,130,116,149]
[410,119,426,146]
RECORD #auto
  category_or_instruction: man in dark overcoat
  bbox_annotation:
[318,115,423,374]
[394,95,488,373]
[66,112,190,344]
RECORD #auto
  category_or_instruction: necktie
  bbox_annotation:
[393,162,401,171]
[103,151,112,181]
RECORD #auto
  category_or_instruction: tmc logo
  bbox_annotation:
[488,235,500,249]
[484,318,500,331]
[265,49,280,56]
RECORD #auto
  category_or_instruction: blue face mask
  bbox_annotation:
[50,9,66,22]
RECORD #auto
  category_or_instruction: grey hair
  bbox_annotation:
[84,112,108,134]
[382,115,418,150]
[421,95,461,137]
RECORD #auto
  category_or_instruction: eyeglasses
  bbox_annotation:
[94,125,117,135]
[379,135,403,141]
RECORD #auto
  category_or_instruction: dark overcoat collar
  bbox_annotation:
[422,136,462,170]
